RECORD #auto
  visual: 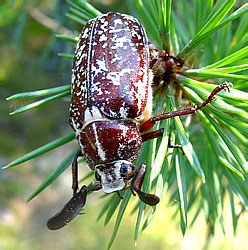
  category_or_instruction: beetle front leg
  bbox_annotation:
[140,82,232,133]
[72,150,83,195]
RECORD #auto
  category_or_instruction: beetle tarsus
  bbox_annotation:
[222,81,232,92]
[84,185,102,193]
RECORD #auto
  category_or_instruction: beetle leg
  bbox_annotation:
[168,133,182,150]
[130,164,160,206]
[140,82,232,133]
[142,131,184,159]
[47,184,102,230]
[142,129,183,151]
[72,150,83,195]
[117,191,124,199]
[141,128,164,142]
[129,185,136,196]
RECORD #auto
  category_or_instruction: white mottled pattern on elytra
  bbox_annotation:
[99,33,108,42]
[110,36,129,49]
[69,20,96,132]
[113,18,123,26]
[70,12,150,131]
[86,19,97,97]
[100,19,108,32]
[87,13,149,120]
[91,60,108,78]
[105,68,135,86]
[70,118,81,136]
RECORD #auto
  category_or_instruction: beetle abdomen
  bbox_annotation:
[70,13,150,132]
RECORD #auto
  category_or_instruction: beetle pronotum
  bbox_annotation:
[47,12,231,230]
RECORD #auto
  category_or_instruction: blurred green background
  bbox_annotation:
[0,0,247,249]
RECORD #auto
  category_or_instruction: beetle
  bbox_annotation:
[47,12,230,230]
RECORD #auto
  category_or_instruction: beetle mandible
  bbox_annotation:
[47,12,230,230]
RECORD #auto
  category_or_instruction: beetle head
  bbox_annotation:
[95,160,134,193]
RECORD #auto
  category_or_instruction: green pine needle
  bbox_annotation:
[9,91,71,115]
[27,149,78,202]
[4,133,75,169]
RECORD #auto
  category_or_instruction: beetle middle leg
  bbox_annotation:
[141,128,164,142]
[72,149,83,195]
[142,129,182,151]
[167,132,182,150]
[140,82,232,133]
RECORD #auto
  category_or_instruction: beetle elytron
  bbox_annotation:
[47,12,230,230]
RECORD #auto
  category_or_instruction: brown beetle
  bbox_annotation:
[47,12,230,230]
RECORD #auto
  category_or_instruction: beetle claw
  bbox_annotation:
[130,164,160,206]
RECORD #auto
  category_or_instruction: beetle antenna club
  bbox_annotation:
[47,13,231,230]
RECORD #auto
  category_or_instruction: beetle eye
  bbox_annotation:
[120,162,133,177]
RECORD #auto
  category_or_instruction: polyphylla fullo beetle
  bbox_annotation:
[47,12,231,230]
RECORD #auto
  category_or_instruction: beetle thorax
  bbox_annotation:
[77,120,142,170]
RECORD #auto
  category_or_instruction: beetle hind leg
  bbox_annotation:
[140,82,232,133]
